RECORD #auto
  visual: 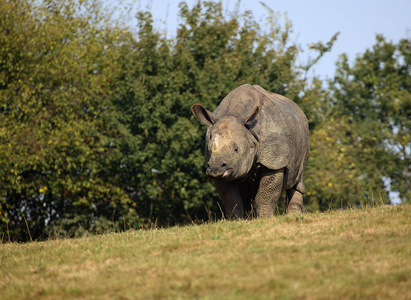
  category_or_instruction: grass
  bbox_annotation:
[1,205,411,299]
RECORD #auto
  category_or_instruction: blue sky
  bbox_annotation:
[114,0,410,79]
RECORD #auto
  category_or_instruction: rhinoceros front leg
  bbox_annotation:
[212,179,243,219]
[254,169,284,218]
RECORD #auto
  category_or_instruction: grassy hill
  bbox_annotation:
[1,205,410,299]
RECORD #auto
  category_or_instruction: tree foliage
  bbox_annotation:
[303,36,410,209]
[1,0,409,242]
[331,36,410,204]
[0,0,134,240]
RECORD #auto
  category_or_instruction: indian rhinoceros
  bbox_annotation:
[191,84,309,218]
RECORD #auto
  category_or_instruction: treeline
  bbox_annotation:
[1,0,409,241]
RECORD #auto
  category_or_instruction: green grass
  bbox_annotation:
[1,205,411,299]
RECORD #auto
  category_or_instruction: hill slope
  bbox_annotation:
[1,205,410,299]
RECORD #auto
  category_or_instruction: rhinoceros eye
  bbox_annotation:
[234,145,239,153]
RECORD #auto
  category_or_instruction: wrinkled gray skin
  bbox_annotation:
[192,84,309,218]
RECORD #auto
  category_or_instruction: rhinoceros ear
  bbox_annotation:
[243,106,260,126]
[191,104,216,125]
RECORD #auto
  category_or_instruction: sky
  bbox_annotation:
[118,0,411,79]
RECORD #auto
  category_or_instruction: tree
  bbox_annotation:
[328,35,410,204]
[0,0,138,241]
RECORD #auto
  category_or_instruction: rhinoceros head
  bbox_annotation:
[192,104,259,180]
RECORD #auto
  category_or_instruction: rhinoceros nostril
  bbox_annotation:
[221,163,227,168]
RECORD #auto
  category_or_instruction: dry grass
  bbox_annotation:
[1,205,410,299]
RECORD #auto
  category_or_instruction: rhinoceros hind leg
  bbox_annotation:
[286,188,304,214]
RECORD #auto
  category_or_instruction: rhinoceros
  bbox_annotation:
[191,84,309,218]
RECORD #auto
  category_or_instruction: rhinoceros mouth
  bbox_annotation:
[206,167,234,180]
